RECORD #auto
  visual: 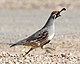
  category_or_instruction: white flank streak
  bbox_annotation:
[48,33,54,40]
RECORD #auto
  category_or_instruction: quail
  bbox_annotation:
[10,8,66,56]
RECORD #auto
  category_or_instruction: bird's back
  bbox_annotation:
[10,27,49,48]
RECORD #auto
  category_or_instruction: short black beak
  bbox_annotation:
[56,8,66,18]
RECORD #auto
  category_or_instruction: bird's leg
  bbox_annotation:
[23,48,33,57]
[41,40,50,49]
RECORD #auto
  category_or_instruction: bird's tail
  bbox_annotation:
[10,43,18,47]
[10,41,20,47]
[10,37,28,47]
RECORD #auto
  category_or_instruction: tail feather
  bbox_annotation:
[10,37,28,47]
[10,39,24,47]
[10,43,18,47]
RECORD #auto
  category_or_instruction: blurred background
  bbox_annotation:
[0,0,79,10]
[0,1,80,64]
[0,0,80,44]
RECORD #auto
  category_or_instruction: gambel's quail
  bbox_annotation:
[10,8,66,56]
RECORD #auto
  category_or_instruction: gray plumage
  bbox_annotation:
[10,8,66,56]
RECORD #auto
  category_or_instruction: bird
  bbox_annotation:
[10,8,66,56]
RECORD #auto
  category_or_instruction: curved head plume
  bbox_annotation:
[51,8,66,19]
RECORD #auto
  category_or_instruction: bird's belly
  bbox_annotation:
[23,39,48,48]
[48,33,54,40]
[23,42,38,47]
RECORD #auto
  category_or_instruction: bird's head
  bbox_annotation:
[51,8,66,19]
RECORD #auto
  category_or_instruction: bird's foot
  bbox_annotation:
[41,46,44,49]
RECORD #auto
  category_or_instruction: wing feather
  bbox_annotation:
[10,28,48,47]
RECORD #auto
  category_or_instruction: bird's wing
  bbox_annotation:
[10,28,48,47]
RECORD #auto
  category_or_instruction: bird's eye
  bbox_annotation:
[52,14,56,18]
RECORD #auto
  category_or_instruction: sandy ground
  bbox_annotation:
[0,9,80,64]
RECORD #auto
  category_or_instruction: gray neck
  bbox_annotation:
[42,13,55,40]
[43,14,55,28]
